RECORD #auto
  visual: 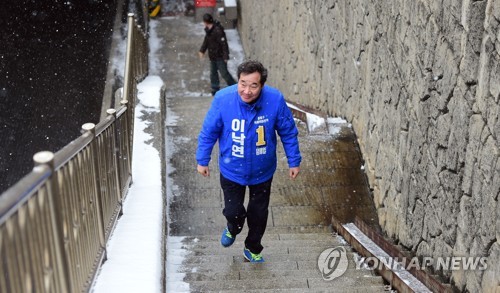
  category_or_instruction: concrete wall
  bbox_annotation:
[237,1,500,291]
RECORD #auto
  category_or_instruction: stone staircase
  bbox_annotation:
[158,15,388,292]
[166,227,387,292]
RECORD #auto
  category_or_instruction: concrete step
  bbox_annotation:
[167,284,388,293]
[169,231,346,242]
[307,276,385,288]
[168,278,307,291]
[168,251,362,267]
[239,267,377,280]
[168,258,364,274]
[168,286,389,293]
[171,238,345,251]
[167,275,385,291]
[232,252,357,263]
[218,287,389,293]
[167,271,240,282]
[169,244,357,259]
[168,267,377,282]
[172,224,333,236]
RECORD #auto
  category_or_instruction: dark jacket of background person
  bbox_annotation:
[200,21,230,61]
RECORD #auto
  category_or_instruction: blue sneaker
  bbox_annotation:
[243,247,265,263]
[220,227,235,247]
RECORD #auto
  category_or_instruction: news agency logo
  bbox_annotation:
[317,246,348,281]
[357,256,488,271]
[317,246,488,282]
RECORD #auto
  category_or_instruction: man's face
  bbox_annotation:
[238,72,263,104]
[203,21,212,29]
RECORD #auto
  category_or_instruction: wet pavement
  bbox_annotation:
[157,14,384,292]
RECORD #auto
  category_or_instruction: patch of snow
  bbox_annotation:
[327,117,347,124]
[138,76,164,108]
[92,78,164,293]
[166,236,190,292]
[306,112,326,132]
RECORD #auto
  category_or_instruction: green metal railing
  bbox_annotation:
[0,13,148,292]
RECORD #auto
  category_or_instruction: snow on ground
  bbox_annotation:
[165,236,190,292]
[91,20,166,292]
[92,76,164,293]
[287,103,349,134]
[326,117,349,136]
[306,112,326,132]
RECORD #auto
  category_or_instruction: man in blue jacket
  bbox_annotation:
[196,60,301,262]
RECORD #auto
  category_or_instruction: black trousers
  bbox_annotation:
[210,60,236,93]
[220,174,273,254]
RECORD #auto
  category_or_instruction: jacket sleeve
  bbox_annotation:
[196,97,223,166]
[200,35,208,53]
[215,27,230,60]
[221,31,230,61]
[276,98,302,168]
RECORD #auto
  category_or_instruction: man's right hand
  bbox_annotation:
[198,52,205,59]
[197,164,210,177]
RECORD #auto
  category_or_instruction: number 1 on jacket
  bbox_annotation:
[256,125,266,147]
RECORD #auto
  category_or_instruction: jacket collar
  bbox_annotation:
[205,21,220,33]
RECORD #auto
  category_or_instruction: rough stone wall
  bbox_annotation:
[237,0,500,291]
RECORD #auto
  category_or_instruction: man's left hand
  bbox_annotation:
[289,167,300,179]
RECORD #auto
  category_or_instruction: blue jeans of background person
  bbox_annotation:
[220,174,273,254]
[210,60,236,95]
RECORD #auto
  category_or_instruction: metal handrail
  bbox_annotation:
[0,12,148,293]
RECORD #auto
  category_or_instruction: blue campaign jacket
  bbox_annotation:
[196,84,302,185]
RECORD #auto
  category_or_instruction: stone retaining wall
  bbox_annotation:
[237,1,499,291]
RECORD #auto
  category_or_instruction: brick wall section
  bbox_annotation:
[237,1,500,291]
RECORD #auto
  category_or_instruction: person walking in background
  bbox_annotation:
[199,13,236,96]
[196,60,301,262]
